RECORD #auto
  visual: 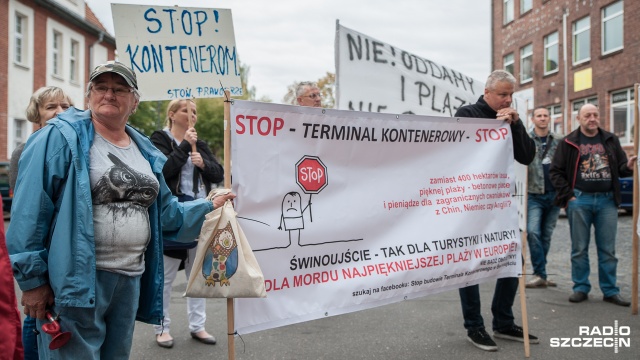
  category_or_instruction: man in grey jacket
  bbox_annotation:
[525,107,562,288]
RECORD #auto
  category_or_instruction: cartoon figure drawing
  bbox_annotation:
[278,191,311,246]
[202,221,238,286]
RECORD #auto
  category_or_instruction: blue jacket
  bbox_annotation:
[7,108,213,324]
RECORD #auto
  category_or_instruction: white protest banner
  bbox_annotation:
[111,4,242,101]
[335,24,529,231]
[231,101,522,334]
[335,24,483,116]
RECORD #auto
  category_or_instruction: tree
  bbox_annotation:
[127,101,165,136]
[282,72,335,108]
[317,72,335,109]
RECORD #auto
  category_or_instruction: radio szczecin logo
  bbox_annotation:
[550,320,631,353]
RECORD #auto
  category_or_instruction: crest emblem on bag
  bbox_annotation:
[202,221,238,286]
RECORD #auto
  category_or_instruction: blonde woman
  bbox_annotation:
[150,99,224,348]
[10,86,73,189]
[9,86,72,360]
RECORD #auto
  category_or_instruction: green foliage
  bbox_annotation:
[317,72,336,109]
[194,98,225,158]
[127,101,164,136]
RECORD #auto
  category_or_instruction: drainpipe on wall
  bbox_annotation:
[89,31,105,72]
[490,0,494,72]
[562,10,569,134]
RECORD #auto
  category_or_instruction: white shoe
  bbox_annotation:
[525,275,547,288]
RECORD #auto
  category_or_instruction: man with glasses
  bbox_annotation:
[295,81,322,108]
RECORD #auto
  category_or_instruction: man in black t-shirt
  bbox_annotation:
[550,103,637,307]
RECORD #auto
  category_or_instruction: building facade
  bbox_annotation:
[1,0,116,161]
[491,0,639,150]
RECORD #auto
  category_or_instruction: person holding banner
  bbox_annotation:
[150,99,223,348]
[455,70,538,352]
[7,60,235,360]
[550,103,636,307]
[295,81,323,108]
[525,107,562,289]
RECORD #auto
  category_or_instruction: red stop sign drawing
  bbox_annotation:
[295,156,328,194]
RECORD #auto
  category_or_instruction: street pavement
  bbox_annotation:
[9,212,640,359]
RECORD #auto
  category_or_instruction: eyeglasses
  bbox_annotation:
[92,84,133,97]
[304,93,322,100]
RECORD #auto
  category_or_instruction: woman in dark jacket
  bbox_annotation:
[150,99,223,348]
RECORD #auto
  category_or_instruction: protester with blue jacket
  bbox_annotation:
[7,61,234,359]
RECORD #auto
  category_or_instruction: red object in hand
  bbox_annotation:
[42,311,71,350]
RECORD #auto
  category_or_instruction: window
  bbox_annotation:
[520,44,533,83]
[611,88,634,144]
[547,105,563,134]
[53,31,62,76]
[503,53,514,75]
[544,32,559,74]
[602,1,623,54]
[14,13,26,64]
[520,0,532,14]
[504,0,514,24]
[571,96,598,131]
[573,16,590,64]
[14,119,27,148]
[70,40,79,82]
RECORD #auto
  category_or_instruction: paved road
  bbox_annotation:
[8,213,640,359]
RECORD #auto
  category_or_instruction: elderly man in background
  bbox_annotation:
[7,60,234,359]
[295,81,322,107]
[550,103,636,307]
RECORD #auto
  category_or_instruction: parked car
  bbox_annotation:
[0,161,12,215]
[619,176,633,212]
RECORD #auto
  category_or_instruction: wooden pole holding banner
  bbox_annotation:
[519,234,531,357]
[223,89,235,359]
[632,83,639,315]
[515,100,531,358]
[518,101,531,357]
[187,99,197,153]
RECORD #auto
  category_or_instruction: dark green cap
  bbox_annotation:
[89,61,138,89]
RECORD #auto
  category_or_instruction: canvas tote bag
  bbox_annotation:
[185,189,266,298]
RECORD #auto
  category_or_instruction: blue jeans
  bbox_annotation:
[22,315,38,360]
[526,192,560,279]
[37,271,141,360]
[566,190,619,297]
[458,277,519,332]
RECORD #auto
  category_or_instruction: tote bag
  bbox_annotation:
[185,189,266,298]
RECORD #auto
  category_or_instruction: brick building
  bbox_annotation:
[1,0,116,161]
[491,0,639,150]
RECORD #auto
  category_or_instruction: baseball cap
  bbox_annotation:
[89,61,138,89]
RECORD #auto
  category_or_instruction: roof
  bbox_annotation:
[34,0,115,45]
[85,3,110,34]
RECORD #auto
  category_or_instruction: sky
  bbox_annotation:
[85,0,492,103]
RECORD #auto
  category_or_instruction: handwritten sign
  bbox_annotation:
[231,101,522,334]
[111,4,242,101]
